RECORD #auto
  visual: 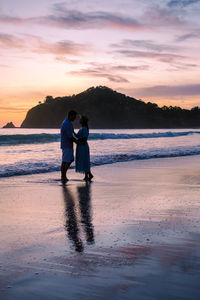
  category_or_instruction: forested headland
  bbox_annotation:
[21,86,200,128]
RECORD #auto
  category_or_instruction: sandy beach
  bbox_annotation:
[1,156,200,299]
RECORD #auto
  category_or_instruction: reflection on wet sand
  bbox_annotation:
[62,182,94,252]
[78,183,94,244]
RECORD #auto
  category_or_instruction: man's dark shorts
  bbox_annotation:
[62,148,74,163]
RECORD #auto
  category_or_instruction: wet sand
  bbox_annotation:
[1,156,200,299]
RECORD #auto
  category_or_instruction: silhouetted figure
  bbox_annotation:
[75,115,93,181]
[77,183,94,244]
[62,184,83,252]
[60,110,77,182]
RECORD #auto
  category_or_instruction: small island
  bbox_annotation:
[2,122,16,128]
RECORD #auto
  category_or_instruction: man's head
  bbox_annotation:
[68,110,77,122]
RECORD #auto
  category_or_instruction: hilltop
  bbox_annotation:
[21,86,200,128]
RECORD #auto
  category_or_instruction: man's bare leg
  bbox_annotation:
[61,162,71,181]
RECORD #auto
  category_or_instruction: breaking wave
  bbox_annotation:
[1,146,200,178]
[1,130,200,146]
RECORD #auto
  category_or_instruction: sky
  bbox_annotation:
[0,0,200,126]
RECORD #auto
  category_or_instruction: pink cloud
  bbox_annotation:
[34,39,90,56]
[0,34,91,57]
[55,56,80,64]
[0,15,25,25]
[0,33,25,48]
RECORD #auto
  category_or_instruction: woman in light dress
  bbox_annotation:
[75,116,93,181]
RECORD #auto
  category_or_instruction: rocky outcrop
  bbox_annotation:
[3,122,16,128]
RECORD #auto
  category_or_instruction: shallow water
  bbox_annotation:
[1,128,200,177]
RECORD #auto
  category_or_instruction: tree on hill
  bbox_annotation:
[44,96,54,104]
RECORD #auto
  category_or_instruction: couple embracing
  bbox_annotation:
[60,110,93,182]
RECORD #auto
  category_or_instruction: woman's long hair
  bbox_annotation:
[80,115,89,133]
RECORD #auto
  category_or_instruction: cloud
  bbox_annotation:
[34,39,90,56]
[111,38,197,69]
[168,0,200,7]
[0,15,25,25]
[105,75,129,83]
[69,64,131,83]
[0,106,27,112]
[0,8,143,31]
[0,33,24,48]
[89,62,149,71]
[0,34,90,57]
[130,84,200,98]
[70,69,129,83]
[115,49,186,64]
[144,6,185,27]
[0,4,185,32]
[55,56,80,64]
[176,31,200,41]
[111,64,149,71]
[167,62,199,71]
[37,9,143,31]
[111,39,177,52]
[69,62,149,83]
[0,2,189,35]
[0,64,11,68]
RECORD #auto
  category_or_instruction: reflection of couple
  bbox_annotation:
[60,110,93,182]
[62,183,94,252]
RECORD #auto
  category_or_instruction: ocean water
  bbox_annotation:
[1,128,200,177]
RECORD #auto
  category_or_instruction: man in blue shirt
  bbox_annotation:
[61,110,77,182]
